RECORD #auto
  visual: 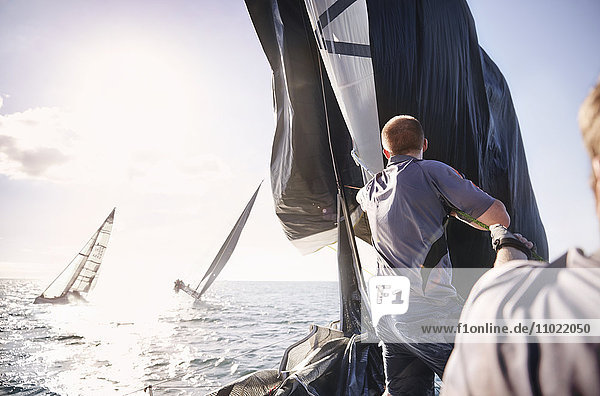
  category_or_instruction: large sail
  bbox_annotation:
[176,182,262,301]
[248,0,548,269]
[34,208,115,304]
[206,0,548,394]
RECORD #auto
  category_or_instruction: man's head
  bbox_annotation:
[381,115,428,159]
[579,79,600,218]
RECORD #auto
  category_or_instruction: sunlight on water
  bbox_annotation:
[0,279,338,395]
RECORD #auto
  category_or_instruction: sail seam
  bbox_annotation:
[317,0,358,30]
[320,40,371,58]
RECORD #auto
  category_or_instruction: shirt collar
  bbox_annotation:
[388,154,418,165]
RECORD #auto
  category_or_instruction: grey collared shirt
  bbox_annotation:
[357,154,495,299]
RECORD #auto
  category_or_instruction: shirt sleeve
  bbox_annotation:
[421,161,495,219]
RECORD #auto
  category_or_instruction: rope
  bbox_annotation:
[451,210,545,261]
[121,332,302,395]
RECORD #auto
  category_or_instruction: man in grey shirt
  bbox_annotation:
[442,80,600,395]
[357,115,510,396]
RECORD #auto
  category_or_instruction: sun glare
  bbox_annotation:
[45,37,217,191]
[66,40,203,155]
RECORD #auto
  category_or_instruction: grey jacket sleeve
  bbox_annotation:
[421,161,495,218]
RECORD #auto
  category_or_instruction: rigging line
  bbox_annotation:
[121,332,302,396]
[327,244,375,277]
[40,225,103,293]
[451,210,545,262]
[63,217,112,295]
[305,11,377,321]
[309,12,369,304]
[153,386,216,390]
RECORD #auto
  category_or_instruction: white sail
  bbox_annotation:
[35,208,115,303]
[304,0,384,179]
[175,183,261,301]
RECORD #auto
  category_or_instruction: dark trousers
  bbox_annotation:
[381,342,453,396]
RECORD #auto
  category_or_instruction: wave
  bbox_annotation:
[0,384,61,395]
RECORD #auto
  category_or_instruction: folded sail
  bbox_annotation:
[35,208,115,303]
[246,0,366,254]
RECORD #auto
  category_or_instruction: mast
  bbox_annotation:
[313,51,369,335]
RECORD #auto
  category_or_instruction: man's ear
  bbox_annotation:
[423,138,428,153]
[383,148,391,159]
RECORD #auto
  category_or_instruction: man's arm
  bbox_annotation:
[356,183,370,211]
[453,199,510,231]
[424,161,509,231]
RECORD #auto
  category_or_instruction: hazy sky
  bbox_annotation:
[1,1,599,299]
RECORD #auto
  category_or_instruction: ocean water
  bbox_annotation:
[0,280,339,395]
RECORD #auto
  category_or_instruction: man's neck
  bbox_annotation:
[390,151,423,160]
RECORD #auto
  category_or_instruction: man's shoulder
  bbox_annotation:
[468,259,544,300]
[465,248,600,317]
[416,159,462,176]
[475,248,599,288]
[360,171,382,192]
[417,158,452,167]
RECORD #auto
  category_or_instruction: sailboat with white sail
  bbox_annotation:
[174,182,262,301]
[33,208,116,304]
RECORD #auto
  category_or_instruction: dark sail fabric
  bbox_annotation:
[207,326,385,396]
[248,0,547,265]
[211,0,550,394]
[366,0,548,276]
[245,0,365,255]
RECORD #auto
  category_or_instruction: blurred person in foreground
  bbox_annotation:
[442,79,600,395]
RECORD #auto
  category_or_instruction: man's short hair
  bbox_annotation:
[382,115,424,155]
[580,78,600,158]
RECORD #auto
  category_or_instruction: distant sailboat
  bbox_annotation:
[174,182,261,301]
[34,208,115,304]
